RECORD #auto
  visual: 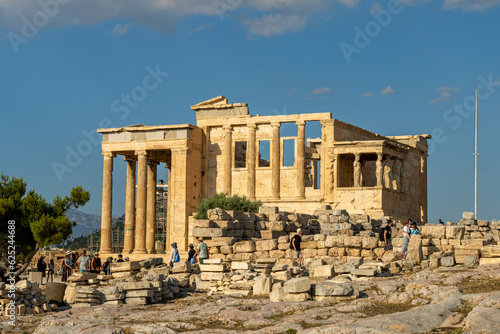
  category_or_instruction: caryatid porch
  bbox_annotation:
[97,124,203,255]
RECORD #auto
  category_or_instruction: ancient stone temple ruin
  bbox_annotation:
[97,96,430,253]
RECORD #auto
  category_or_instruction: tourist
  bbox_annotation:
[187,243,196,264]
[61,251,72,282]
[37,256,47,284]
[124,257,130,261]
[47,259,54,283]
[102,257,112,275]
[438,219,444,225]
[117,254,125,262]
[77,250,91,273]
[377,220,394,261]
[290,228,303,266]
[410,221,420,235]
[402,220,411,259]
[169,242,179,267]
[194,237,209,264]
[90,253,101,274]
[72,252,79,271]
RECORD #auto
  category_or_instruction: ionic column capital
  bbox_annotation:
[124,155,137,162]
[248,123,257,130]
[135,150,148,157]
[102,152,116,158]
[295,120,306,127]
[271,122,281,129]
[223,125,233,132]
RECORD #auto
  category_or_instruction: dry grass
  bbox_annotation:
[359,301,414,317]
[456,277,500,294]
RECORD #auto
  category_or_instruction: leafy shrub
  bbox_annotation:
[195,193,262,219]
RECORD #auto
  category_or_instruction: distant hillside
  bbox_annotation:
[65,209,106,239]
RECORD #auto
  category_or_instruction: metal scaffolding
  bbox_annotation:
[88,182,167,253]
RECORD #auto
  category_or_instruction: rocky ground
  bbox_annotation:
[3,264,500,334]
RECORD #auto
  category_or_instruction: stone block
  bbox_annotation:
[213,220,235,229]
[212,237,236,247]
[479,258,500,265]
[265,221,286,231]
[440,256,455,267]
[325,236,344,248]
[193,220,214,228]
[421,225,446,239]
[407,235,423,263]
[233,240,256,253]
[269,284,286,302]
[362,237,379,249]
[44,282,67,304]
[313,265,335,278]
[256,258,277,264]
[283,292,311,302]
[255,239,279,251]
[207,208,232,221]
[477,220,489,227]
[446,226,465,239]
[278,235,290,244]
[253,276,272,296]
[202,258,223,264]
[271,270,291,282]
[268,213,286,222]
[220,246,233,254]
[283,277,310,294]
[125,297,147,305]
[303,249,318,258]
[110,261,142,273]
[260,230,286,239]
[126,290,153,298]
[463,255,479,268]
[67,272,99,281]
[116,282,152,291]
[462,212,475,220]
[259,206,279,215]
[192,227,225,238]
[313,282,354,296]
[343,236,363,248]
[351,269,377,276]
[231,262,253,270]
[199,264,226,272]
[28,272,43,285]
[269,250,286,259]
[480,246,500,258]
[302,240,317,249]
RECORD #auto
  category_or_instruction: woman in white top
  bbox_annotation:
[169,242,179,267]
[402,219,411,259]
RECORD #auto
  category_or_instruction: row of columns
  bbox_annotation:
[349,152,406,191]
[101,151,158,254]
[221,121,307,200]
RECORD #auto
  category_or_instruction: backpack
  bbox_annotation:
[174,253,180,263]
[378,228,385,241]
[289,237,295,250]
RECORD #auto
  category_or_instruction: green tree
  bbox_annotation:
[195,192,262,219]
[0,174,90,276]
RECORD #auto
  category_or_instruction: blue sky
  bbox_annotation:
[1,0,499,223]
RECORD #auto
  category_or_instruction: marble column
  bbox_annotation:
[247,123,257,200]
[122,156,136,254]
[134,150,148,254]
[165,160,172,249]
[296,120,306,198]
[271,122,281,199]
[376,153,384,187]
[100,152,114,253]
[223,125,232,194]
[146,160,158,254]
[354,153,362,187]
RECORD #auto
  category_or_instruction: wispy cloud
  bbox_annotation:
[443,0,500,12]
[429,86,458,104]
[363,92,374,97]
[312,87,331,95]
[370,3,384,13]
[289,88,301,95]
[241,14,307,36]
[381,85,395,95]
[189,23,211,35]
[111,23,130,35]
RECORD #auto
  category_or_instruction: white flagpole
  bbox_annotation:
[474,82,478,220]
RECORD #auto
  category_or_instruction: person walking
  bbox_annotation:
[37,257,47,284]
[61,251,72,282]
[194,237,209,264]
[187,243,196,264]
[377,220,394,261]
[290,228,303,266]
[169,242,179,267]
[47,259,54,283]
[402,219,411,259]
[90,253,101,274]
[77,250,91,273]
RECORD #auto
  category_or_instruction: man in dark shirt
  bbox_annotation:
[90,253,101,274]
[291,228,303,266]
[116,254,124,262]
[377,220,394,261]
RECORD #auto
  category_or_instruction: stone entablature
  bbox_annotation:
[98,96,430,253]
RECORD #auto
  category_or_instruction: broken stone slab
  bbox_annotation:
[125,297,147,305]
[334,265,356,274]
[312,282,355,297]
[421,225,446,239]
[67,272,98,282]
[192,227,226,238]
[283,292,311,302]
[255,258,277,264]
[116,282,152,291]
[480,245,500,258]
[313,265,335,278]
[440,256,455,267]
[446,226,465,239]
[271,270,291,282]
[272,263,289,272]
[463,255,479,268]
[202,258,223,264]
[126,290,153,298]
[231,262,253,270]
[260,230,287,239]
[407,235,423,263]
[259,206,279,215]
[283,277,310,294]
[351,268,377,277]
[253,276,272,296]
[44,282,66,304]
[199,264,227,272]
[233,240,256,253]
[110,261,141,273]
[462,212,475,220]
[479,257,500,265]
